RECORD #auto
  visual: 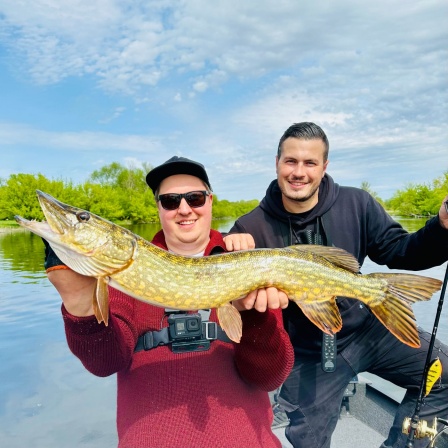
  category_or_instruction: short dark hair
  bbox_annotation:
[277,122,329,161]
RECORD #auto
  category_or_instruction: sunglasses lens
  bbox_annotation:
[158,191,208,210]
[185,192,206,208]
[159,194,181,210]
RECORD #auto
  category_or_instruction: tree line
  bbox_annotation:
[361,171,447,217]
[0,162,259,223]
[0,163,446,223]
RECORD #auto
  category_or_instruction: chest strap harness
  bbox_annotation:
[135,309,232,354]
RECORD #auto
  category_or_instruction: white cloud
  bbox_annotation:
[98,107,126,124]
[192,80,208,92]
[0,0,446,201]
[1,0,445,98]
[0,122,162,152]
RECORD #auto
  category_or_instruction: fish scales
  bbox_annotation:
[14,190,443,346]
[112,242,388,311]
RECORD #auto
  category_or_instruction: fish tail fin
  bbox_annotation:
[366,273,442,348]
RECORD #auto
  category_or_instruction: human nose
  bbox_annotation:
[291,163,305,177]
[177,198,192,214]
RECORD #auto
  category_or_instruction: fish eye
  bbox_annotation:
[76,211,90,222]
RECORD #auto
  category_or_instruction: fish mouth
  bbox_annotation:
[37,190,79,234]
[14,215,54,239]
[15,190,137,278]
[14,190,81,243]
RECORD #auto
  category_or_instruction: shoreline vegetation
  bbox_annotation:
[0,217,232,230]
[0,221,22,231]
[0,164,446,224]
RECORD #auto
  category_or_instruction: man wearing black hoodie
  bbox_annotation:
[224,122,448,448]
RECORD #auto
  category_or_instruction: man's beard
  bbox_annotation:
[280,182,320,203]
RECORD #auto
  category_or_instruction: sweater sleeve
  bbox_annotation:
[366,198,448,269]
[62,288,138,377]
[227,219,247,235]
[233,308,294,391]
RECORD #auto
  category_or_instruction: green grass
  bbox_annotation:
[0,220,20,228]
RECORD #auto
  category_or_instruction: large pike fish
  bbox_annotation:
[15,191,442,347]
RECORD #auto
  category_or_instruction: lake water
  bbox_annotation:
[0,218,447,448]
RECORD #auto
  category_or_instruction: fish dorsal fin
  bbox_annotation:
[286,244,360,273]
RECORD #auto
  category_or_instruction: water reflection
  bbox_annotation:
[0,218,447,447]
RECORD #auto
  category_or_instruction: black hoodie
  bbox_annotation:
[229,174,448,355]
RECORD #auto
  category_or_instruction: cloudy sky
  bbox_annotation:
[0,0,447,201]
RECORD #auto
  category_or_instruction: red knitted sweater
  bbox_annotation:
[62,229,294,447]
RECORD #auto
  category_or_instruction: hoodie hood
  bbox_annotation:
[259,173,340,226]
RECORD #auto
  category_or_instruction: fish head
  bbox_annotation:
[15,190,137,277]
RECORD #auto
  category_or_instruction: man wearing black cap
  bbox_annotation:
[44,156,294,448]
[146,156,216,256]
[146,156,212,193]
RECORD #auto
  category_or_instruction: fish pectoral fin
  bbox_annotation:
[92,277,110,326]
[217,303,242,343]
[294,296,342,334]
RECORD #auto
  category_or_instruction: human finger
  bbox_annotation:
[253,288,268,312]
[233,290,257,311]
[223,234,241,252]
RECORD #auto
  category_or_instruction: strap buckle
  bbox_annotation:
[142,332,155,350]
[203,321,218,340]
[136,327,169,352]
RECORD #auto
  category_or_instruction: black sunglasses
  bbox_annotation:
[156,190,210,210]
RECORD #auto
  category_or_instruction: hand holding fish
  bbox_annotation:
[223,235,299,312]
[47,268,96,317]
[233,288,289,312]
[223,233,255,251]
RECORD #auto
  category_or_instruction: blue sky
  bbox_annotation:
[0,0,447,201]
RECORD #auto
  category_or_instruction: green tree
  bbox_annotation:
[87,162,158,223]
[386,172,447,216]
[0,173,75,220]
[213,196,258,219]
[5,164,441,224]
[89,162,124,186]
[360,181,385,206]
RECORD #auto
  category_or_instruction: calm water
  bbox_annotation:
[0,218,447,448]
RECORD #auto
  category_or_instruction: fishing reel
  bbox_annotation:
[402,356,448,447]
[402,417,448,448]
[402,417,437,441]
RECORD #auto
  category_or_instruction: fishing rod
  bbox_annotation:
[403,260,448,448]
